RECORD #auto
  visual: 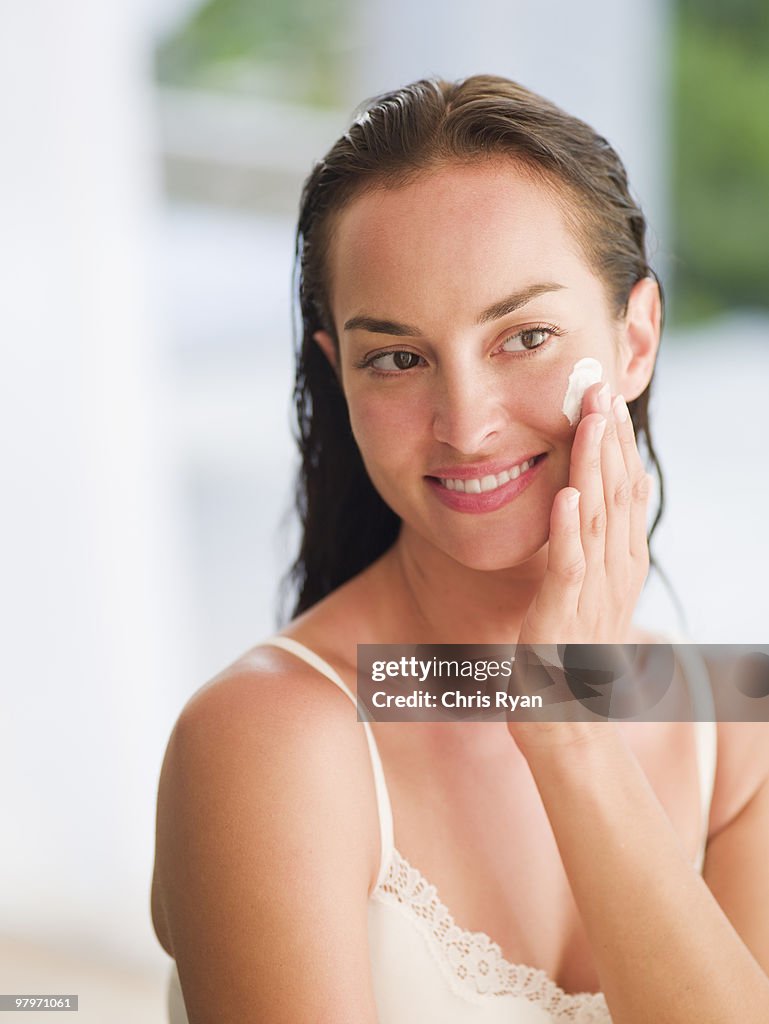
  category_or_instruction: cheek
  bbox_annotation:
[514,368,577,443]
[346,390,426,466]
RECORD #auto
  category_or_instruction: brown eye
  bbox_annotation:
[501,328,553,353]
[369,350,423,371]
[393,351,420,369]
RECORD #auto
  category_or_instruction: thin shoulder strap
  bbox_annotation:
[670,634,718,873]
[262,635,395,891]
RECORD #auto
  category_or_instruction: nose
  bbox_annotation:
[431,367,508,454]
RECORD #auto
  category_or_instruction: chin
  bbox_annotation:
[434,526,551,574]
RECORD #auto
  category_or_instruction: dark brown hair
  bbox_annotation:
[284,74,669,619]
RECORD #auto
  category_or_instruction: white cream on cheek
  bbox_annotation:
[561,358,604,426]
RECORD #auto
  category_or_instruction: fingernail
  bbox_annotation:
[613,395,629,423]
[598,382,611,414]
[566,490,581,511]
[593,417,606,444]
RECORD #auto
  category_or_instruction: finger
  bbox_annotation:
[630,470,653,566]
[579,379,608,421]
[569,409,607,579]
[600,393,633,576]
[529,487,584,639]
[612,394,652,562]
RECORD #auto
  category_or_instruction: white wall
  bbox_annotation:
[0,1,186,966]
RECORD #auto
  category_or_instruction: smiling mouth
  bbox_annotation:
[433,453,547,494]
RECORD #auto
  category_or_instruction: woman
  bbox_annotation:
[151,76,769,1022]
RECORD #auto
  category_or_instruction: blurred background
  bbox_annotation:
[2,0,767,1020]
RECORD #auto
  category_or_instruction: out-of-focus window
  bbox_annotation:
[154,0,352,215]
[156,0,353,108]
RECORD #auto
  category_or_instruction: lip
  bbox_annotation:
[426,452,548,514]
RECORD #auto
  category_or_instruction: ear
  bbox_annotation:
[313,329,340,376]
[617,277,661,402]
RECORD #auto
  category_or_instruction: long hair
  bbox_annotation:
[283,75,671,620]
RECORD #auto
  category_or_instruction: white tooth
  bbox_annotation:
[509,464,521,480]
[520,459,530,472]
[465,479,482,494]
[496,469,511,486]
[444,478,455,490]
[480,474,497,493]
[454,479,466,493]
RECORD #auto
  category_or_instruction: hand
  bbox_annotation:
[518,381,652,648]
[509,382,651,751]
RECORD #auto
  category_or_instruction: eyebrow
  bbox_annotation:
[343,282,566,337]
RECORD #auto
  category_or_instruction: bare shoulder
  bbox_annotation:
[702,718,769,974]
[693,648,769,836]
[709,719,769,837]
[151,643,380,1022]
[637,636,769,839]
[177,641,363,748]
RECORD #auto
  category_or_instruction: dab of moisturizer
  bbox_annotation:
[561,358,604,425]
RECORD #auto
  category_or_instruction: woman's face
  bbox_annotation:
[317,160,656,571]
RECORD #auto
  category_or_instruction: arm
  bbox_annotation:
[518,725,769,1024]
[508,365,769,1020]
[152,654,381,1024]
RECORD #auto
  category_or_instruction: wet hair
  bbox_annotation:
[283,74,671,620]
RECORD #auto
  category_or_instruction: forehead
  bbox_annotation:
[328,161,597,326]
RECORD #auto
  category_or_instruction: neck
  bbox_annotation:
[374,525,550,645]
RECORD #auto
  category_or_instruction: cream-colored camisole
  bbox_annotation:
[167,636,717,1024]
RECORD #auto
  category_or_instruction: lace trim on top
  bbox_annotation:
[372,847,612,1024]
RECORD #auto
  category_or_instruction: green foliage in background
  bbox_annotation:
[156,0,351,107]
[673,0,769,323]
